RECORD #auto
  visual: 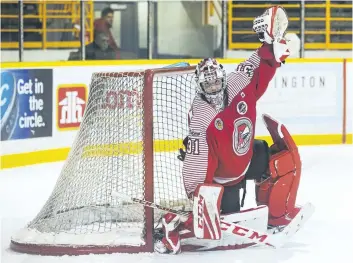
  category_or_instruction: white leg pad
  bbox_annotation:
[193,184,224,240]
[221,205,269,233]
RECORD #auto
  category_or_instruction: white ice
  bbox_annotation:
[1,145,352,263]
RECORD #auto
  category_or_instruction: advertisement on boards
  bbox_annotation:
[0,69,53,141]
[223,62,343,135]
[259,68,338,118]
[57,84,88,131]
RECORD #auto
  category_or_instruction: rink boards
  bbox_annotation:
[0,58,352,169]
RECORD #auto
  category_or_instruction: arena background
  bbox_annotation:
[1,0,352,169]
[0,1,353,262]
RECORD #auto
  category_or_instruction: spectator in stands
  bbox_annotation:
[68,31,116,60]
[94,7,119,58]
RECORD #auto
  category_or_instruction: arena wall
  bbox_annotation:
[1,58,351,169]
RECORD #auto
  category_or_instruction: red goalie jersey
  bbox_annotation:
[182,44,281,197]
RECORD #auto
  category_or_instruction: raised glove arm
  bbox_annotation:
[253,6,289,44]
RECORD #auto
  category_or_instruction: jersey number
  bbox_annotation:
[186,138,200,155]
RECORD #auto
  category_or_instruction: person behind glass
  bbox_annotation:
[94,7,119,59]
[68,31,116,60]
[86,31,116,60]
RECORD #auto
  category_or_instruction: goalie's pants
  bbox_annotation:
[220,139,269,214]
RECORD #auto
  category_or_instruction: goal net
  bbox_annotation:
[10,66,197,255]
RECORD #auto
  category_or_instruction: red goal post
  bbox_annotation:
[10,65,197,255]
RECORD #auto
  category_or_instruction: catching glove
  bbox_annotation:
[253,6,289,44]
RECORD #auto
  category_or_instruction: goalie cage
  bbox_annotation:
[10,66,197,255]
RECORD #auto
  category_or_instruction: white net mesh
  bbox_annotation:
[11,67,196,253]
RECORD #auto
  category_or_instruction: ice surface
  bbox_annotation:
[1,145,353,263]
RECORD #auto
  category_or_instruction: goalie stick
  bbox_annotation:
[111,192,314,249]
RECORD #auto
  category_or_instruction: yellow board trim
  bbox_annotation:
[1,134,351,170]
[0,147,71,170]
[81,139,183,157]
[0,58,347,69]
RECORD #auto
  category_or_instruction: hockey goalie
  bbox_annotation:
[154,6,314,254]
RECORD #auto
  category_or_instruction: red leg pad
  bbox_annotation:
[256,114,302,226]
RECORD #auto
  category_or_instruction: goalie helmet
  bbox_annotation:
[195,58,227,111]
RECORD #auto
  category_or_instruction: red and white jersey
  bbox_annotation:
[182,45,280,197]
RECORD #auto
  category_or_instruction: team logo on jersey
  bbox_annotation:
[215,118,223,131]
[237,101,248,115]
[233,118,252,156]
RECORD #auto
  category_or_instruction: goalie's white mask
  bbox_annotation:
[195,58,227,111]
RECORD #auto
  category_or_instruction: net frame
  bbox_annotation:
[10,66,197,255]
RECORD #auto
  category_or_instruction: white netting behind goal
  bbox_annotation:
[11,67,196,254]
